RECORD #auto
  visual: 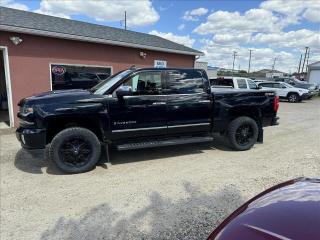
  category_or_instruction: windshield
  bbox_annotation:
[282,82,293,88]
[92,70,132,95]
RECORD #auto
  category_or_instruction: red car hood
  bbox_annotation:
[208,178,320,240]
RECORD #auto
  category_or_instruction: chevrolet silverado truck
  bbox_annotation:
[16,68,279,173]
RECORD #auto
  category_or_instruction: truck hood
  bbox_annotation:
[208,178,320,240]
[18,89,100,106]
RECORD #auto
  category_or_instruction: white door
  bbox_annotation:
[273,83,288,97]
[236,78,248,89]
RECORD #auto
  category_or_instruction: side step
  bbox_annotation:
[116,136,213,151]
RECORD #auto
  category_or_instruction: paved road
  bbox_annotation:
[1,98,320,240]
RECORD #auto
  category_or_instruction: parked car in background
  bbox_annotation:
[257,81,310,103]
[253,79,267,84]
[274,77,319,98]
[16,68,279,173]
[210,77,259,90]
[207,178,320,240]
[52,71,111,90]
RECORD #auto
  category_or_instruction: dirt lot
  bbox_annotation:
[1,97,320,240]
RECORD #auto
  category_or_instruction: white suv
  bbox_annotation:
[258,82,310,103]
[210,77,259,90]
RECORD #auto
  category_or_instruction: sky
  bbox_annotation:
[1,0,319,73]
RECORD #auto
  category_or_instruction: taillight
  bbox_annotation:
[273,96,279,112]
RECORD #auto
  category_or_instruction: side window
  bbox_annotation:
[237,79,248,89]
[248,80,258,89]
[122,71,162,95]
[167,70,204,94]
[211,78,234,87]
[260,83,271,88]
[273,83,282,88]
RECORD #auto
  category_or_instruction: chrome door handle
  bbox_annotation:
[199,100,210,103]
[152,102,166,105]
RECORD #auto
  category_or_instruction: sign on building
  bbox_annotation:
[154,60,167,68]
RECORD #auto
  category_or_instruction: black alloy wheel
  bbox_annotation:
[49,127,101,173]
[227,116,259,151]
[235,124,254,146]
[59,137,93,168]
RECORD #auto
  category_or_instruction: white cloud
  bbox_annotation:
[178,24,185,31]
[35,0,159,27]
[183,7,208,21]
[149,30,195,47]
[253,29,320,50]
[0,0,29,11]
[199,40,297,73]
[213,33,251,45]
[194,9,282,35]
[303,7,320,23]
[260,0,320,23]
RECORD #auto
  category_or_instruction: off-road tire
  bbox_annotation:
[49,127,101,173]
[227,116,259,151]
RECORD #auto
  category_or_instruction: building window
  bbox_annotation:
[51,64,112,90]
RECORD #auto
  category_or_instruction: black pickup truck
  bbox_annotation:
[16,68,279,173]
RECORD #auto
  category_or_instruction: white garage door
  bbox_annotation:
[309,70,320,86]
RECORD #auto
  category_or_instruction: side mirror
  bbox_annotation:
[116,85,132,99]
[257,85,262,89]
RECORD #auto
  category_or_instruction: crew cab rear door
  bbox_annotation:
[164,69,212,135]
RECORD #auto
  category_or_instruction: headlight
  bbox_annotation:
[20,106,34,114]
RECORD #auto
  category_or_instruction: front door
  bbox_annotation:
[108,70,167,140]
[165,69,212,135]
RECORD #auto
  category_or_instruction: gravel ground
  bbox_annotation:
[1,97,320,240]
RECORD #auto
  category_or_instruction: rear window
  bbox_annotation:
[166,70,204,94]
[210,78,234,87]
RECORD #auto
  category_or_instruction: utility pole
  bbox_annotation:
[248,49,253,74]
[124,11,127,30]
[298,53,302,73]
[305,48,310,72]
[301,46,309,73]
[232,51,237,76]
[271,57,277,78]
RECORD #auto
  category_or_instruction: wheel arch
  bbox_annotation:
[45,115,106,144]
[286,91,299,98]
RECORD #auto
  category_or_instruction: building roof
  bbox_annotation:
[0,7,202,56]
[256,69,285,74]
[308,61,320,67]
